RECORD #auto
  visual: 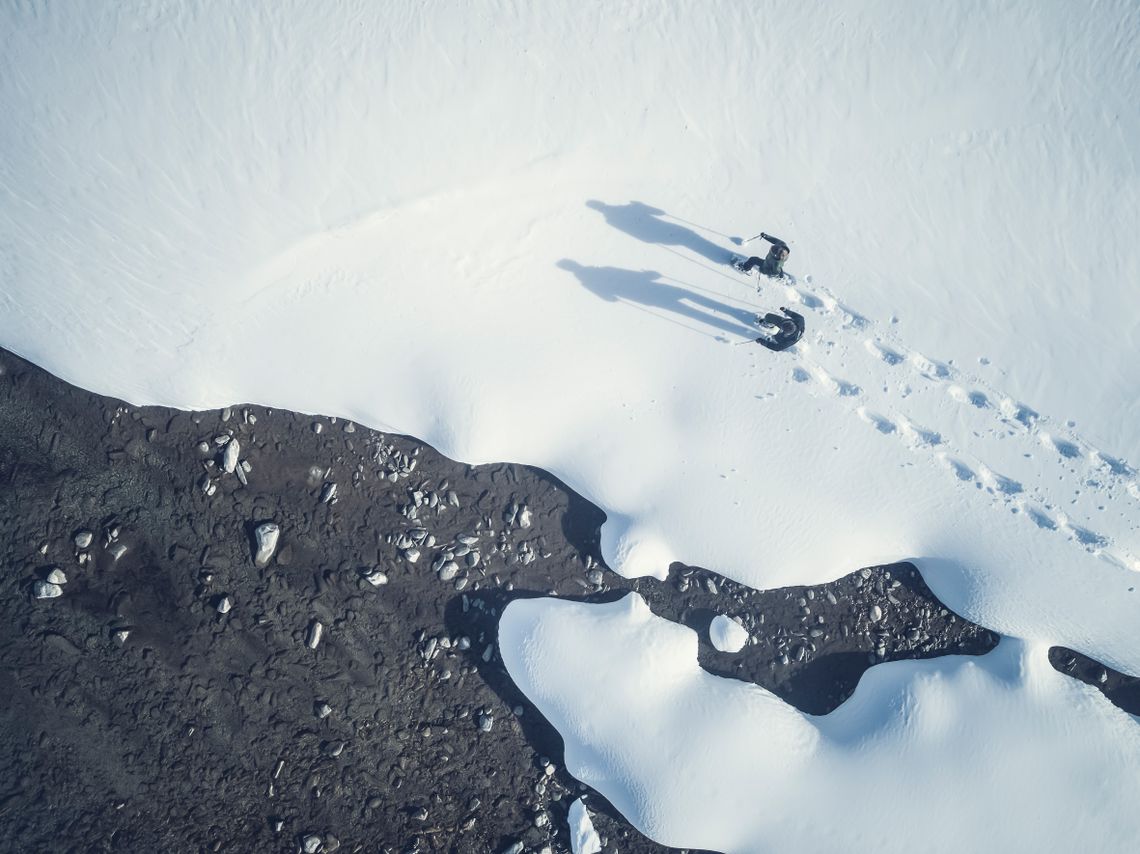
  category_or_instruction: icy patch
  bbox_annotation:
[709,614,749,653]
[501,593,1140,853]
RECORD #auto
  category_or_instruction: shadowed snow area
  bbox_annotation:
[501,594,1140,853]
[2,2,1140,849]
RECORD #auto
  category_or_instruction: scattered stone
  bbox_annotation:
[254,522,280,568]
[403,547,420,564]
[438,561,459,582]
[113,629,130,644]
[319,482,337,504]
[216,595,233,615]
[314,701,332,719]
[223,438,240,473]
[518,505,532,528]
[108,542,128,562]
[300,833,322,854]
[361,569,388,587]
[306,620,323,650]
[74,530,93,549]
[869,604,883,623]
[44,567,67,585]
[33,581,63,599]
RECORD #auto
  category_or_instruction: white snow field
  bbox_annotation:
[2,1,1139,850]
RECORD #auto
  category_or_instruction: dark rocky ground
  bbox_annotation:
[0,346,1133,854]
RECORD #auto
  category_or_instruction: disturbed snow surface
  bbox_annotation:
[3,2,1140,851]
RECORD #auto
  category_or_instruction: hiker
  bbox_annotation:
[755,306,804,351]
[733,233,790,278]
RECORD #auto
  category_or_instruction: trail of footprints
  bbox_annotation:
[776,275,1139,572]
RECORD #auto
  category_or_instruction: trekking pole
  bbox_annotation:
[742,232,766,244]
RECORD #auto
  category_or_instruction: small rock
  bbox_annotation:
[33,581,63,599]
[403,547,420,564]
[216,595,233,614]
[869,605,883,623]
[301,834,322,854]
[74,530,93,549]
[254,522,280,568]
[319,482,337,504]
[108,543,128,562]
[314,701,332,719]
[438,561,459,582]
[113,629,130,644]
[361,569,388,587]
[311,422,323,434]
[45,568,67,585]
[518,505,532,528]
[306,620,323,649]
[223,438,240,473]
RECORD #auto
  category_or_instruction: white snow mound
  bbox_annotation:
[709,614,749,654]
[501,593,1140,853]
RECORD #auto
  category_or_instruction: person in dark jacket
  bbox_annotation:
[733,233,790,278]
[755,306,804,351]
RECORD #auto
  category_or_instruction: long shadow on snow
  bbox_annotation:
[585,200,735,265]
[557,259,758,340]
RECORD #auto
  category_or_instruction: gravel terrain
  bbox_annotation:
[1,346,1122,853]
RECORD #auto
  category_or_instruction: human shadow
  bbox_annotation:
[586,200,735,265]
[557,259,757,340]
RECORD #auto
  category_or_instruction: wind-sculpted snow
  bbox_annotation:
[501,594,1140,853]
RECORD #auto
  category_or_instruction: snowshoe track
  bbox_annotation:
[774,275,1139,573]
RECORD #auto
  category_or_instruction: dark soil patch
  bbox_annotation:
[0,347,1031,853]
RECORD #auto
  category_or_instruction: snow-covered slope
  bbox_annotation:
[3,2,1140,850]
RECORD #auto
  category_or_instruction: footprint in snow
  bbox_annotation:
[1040,432,1082,460]
[817,293,868,328]
[897,417,943,448]
[810,366,861,397]
[1064,521,1108,550]
[1091,451,1135,478]
[910,352,951,380]
[1026,506,1057,531]
[786,287,824,310]
[948,385,990,409]
[791,367,810,383]
[864,339,904,365]
[977,465,1023,495]
[938,453,976,483]
[999,398,1039,429]
[857,407,896,435]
